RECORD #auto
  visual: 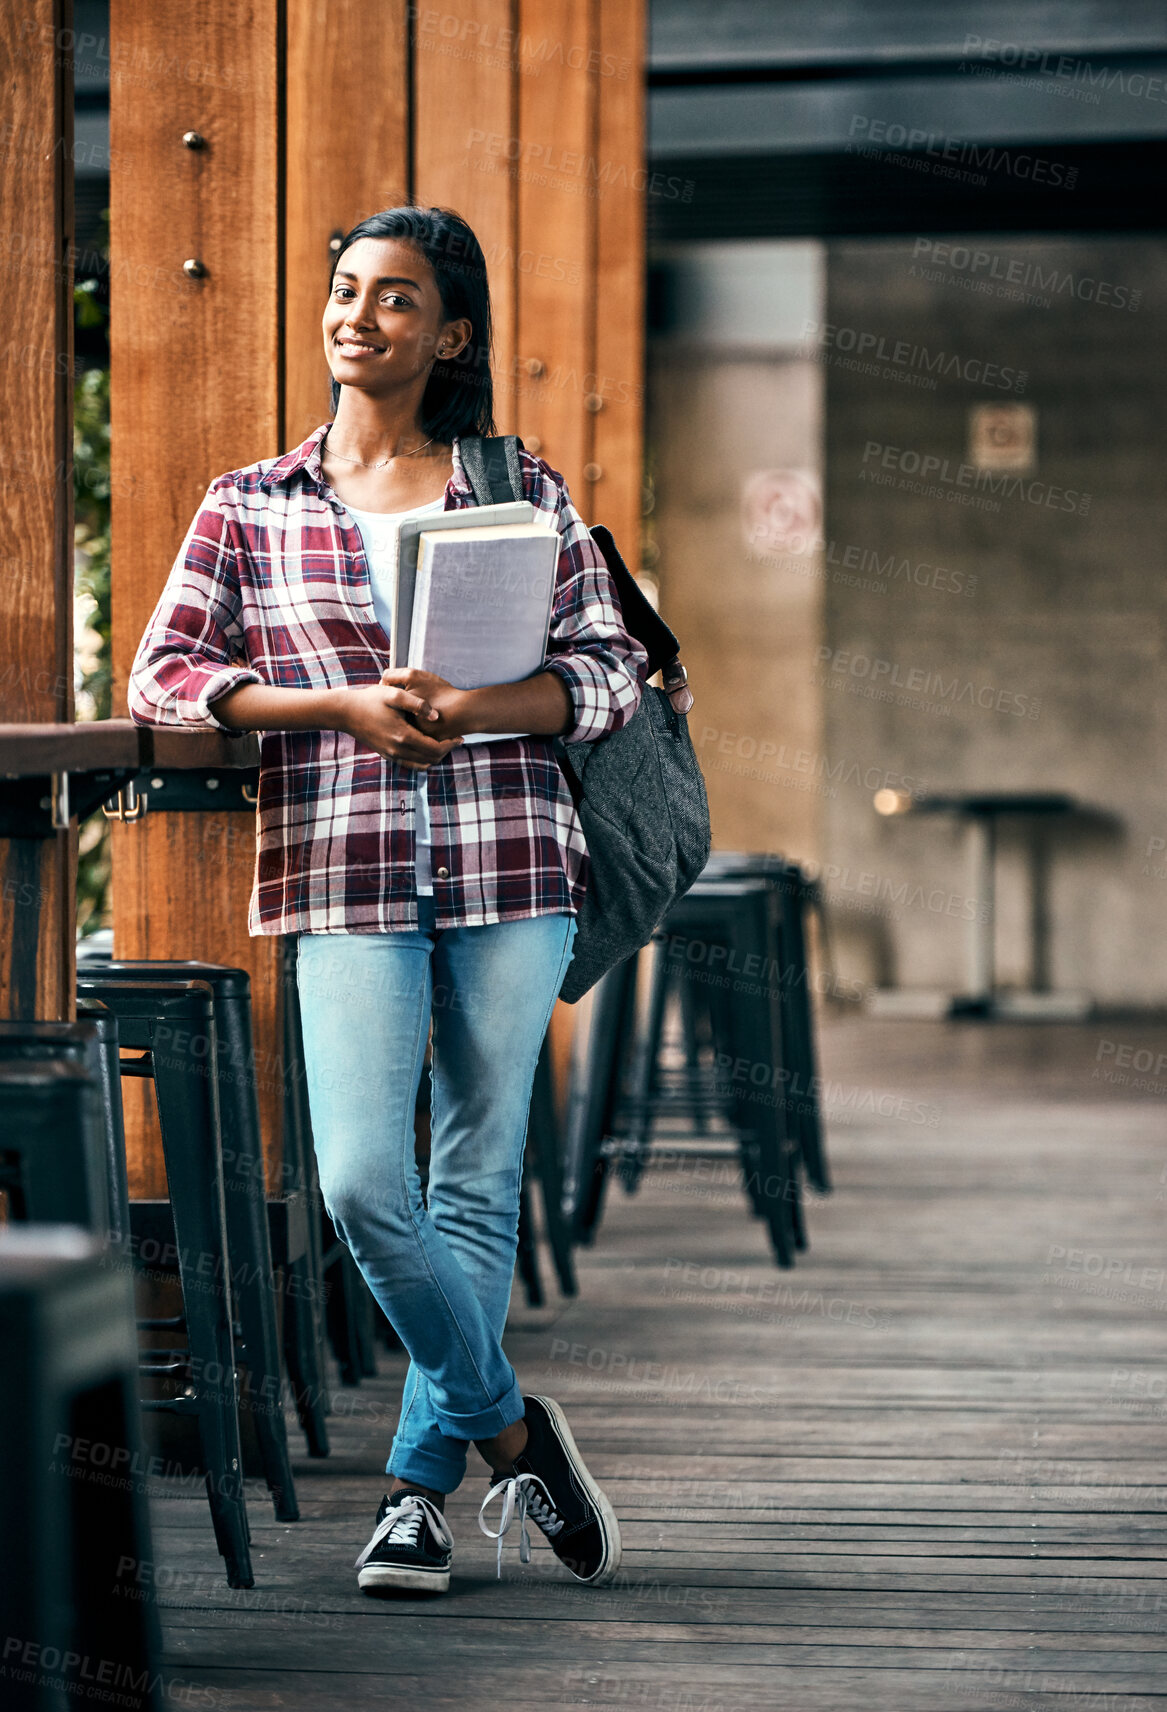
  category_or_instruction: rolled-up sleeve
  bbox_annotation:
[542,483,649,745]
[128,481,263,730]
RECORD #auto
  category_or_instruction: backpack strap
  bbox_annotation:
[589,526,693,714]
[459,434,525,506]
[461,434,695,716]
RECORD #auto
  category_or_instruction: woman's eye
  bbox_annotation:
[330,286,410,307]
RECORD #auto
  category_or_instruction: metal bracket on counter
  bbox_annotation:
[129,768,260,813]
[0,766,141,839]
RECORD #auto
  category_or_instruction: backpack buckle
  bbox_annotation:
[662,658,693,715]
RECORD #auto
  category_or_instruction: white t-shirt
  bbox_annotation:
[344,495,446,897]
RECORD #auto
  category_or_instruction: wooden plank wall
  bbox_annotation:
[109,0,646,1181]
[0,0,77,1022]
[284,0,410,448]
[108,0,282,1195]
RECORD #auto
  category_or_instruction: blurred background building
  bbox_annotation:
[645,2,1167,1010]
[66,0,1167,1010]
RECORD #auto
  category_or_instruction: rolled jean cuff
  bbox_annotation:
[433,1373,526,1442]
[387,1439,468,1493]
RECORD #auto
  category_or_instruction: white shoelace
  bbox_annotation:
[354,1493,454,1569]
[477,1472,564,1578]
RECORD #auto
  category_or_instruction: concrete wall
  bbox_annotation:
[820,236,1167,1005]
[647,242,828,868]
[648,350,826,863]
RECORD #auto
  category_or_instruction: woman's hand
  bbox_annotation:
[377,667,574,743]
[378,667,471,743]
[337,678,465,767]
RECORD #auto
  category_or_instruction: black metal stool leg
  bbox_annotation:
[789,1167,808,1251]
[526,1036,577,1297]
[353,1273,378,1379]
[516,1168,544,1307]
[621,934,669,1193]
[138,992,254,1589]
[324,1232,364,1386]
[678,975,705,1132]
[281,1263,330,1454]
[281,937,334,1435]
[563,955,637,1244]
[788,873,831,1192]
[213,986,299,1520]
[730,889,797,1267]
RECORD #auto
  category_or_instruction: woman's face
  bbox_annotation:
[322,235,470,401]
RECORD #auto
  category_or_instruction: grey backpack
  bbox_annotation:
[460,435,711,1003]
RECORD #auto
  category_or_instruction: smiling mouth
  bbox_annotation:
[335,337,386,355]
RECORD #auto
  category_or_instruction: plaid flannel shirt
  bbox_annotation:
[128,425,648,935]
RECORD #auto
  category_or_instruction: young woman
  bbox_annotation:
[129,205,648,1595]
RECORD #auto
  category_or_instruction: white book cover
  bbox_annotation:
[408,522,559,743]
[390,500,535,671]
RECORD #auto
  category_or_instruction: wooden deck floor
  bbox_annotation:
[151,1017,1167,1710]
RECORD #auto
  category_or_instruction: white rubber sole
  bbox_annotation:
[527,1393,623,1585]
[358,1563,450,1594]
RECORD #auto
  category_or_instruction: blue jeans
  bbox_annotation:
[295,895,578,1494]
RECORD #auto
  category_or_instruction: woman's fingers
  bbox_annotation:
[381,666,451,722]
[381,681,440,722]
[379,706,463,766]
[391,738,463,768]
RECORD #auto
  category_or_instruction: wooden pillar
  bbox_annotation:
[108,0,282,1196]
[412,0,645,538]
[0,0,77,1022]
[412,0,519,406]
[285,0,410,447]
[591,0,646,561]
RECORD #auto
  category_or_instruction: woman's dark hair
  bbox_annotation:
[327,204,495,441]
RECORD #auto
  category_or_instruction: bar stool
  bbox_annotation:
[560,868,811,1268]
[566,907,774,1240]
[702,853,831,1192]
[662,879,800,1266]
[0,1226,162,1712]
[80,961,301,1516]
[0,1041,252,1588]
[0,1037,115,1235]
[72,977,253,1588]
[0,1058,110,1231]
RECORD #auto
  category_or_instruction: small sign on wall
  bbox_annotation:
[969,402,1037,472]
[741,469,822,556]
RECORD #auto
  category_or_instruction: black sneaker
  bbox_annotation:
[354,1490,454,1593]
[477,1395,621,1584]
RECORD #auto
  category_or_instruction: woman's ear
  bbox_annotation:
[437,318,473,361]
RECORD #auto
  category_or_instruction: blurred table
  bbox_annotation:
[871,790,1092,1020]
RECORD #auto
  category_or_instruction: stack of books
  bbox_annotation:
[391,502,560,743]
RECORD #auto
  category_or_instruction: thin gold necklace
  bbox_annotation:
[325,432,436,471]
